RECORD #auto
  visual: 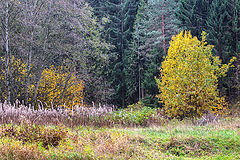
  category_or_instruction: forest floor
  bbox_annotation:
[0,116,239,160]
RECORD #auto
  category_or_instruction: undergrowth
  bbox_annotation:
[0,102,164,127]
[0,117,239,159]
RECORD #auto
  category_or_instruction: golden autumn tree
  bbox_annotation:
[156,31,236,119]
[32,65,84,109]
[0,56,84,108]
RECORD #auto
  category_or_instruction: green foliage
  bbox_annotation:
[88,0,141,106]
[176,0,211,38]
[206,0,233,60]
[108,103,158,126]
[156,31,236,119]
[125,0,178,105]
[139,95,161,108]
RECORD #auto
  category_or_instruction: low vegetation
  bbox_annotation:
[0,102,163,128]
[0,115,239,160]
[0,101,239,159]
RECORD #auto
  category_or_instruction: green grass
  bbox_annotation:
[0,117,239,159]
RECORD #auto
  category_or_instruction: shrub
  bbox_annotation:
[155,31,236,119]
[108,102,160,126]
[31,65,84,109]
[1,124,66,149]
[139,96,161,108]
[0,56,28,102]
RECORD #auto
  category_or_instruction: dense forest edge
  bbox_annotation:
[0,0,239,159]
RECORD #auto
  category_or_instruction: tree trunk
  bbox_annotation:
[32,68,43,108]
[162,0,166,54]
[25,0,38,105]
[137,24,141,101]
[121,0,125,107]
[25,28,33,105]
[5,1,11,103]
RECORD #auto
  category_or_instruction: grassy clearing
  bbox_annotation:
[122,117,240,159]
[0,117,239,160]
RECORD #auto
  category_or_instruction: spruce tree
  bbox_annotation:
[176,0,211,38]
[89,0,140,106]
[146,0,178,52]
[125,0,178,105]
[125,0,147,103]
[206,0,231,59]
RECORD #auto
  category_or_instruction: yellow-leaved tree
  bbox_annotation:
[34,65,84,109]
[0,56,84,109]
[155,31,236,119]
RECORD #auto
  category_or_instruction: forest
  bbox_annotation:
[0,0,239,159]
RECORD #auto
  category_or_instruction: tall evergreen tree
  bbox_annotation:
[146,0,178,52]
[206,0,232,59]
[87,0,140,106]
[176,0,212,38]
[226,0,240,98]
[125,0,178,105]
[125,0,149,104]
[231,0,240,55]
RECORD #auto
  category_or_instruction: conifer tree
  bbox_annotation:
[176,0,211,38]
[89,0,140,106]
[124,0,178,106]
[146,0,178,53]
[206,0,232,59]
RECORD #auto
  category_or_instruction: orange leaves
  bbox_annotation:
[156,31,235,119]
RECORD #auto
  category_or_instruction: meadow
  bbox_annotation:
[0,102,239,160]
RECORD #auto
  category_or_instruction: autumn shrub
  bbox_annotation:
[156,31,236,119]
[32,65,84,109]
[0,56,28,102]
[0,56,84,109]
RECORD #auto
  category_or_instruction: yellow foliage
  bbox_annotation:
[0,56,84,108]
[35,65,84,109]
[0,56,28,100]
[156,31,235,119]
